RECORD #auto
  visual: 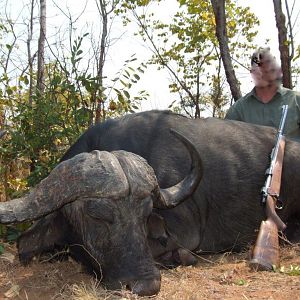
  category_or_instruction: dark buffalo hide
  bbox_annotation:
[0,124,202,296]
[1,110,299,296]
[61,110,300,255]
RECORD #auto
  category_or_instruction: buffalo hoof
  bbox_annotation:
[249,258,274,271]
[18,251,35,265]
[174,248,198,266]
[129,278,161,296]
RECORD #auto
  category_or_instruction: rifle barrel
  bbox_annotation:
[261,105,288,205]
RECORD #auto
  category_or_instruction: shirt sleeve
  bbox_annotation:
[224,103,242,121]
[296,93,300,113]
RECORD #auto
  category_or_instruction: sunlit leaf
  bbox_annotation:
[123,90,130,99]
[4,285,20,298]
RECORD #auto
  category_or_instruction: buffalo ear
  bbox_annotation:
[18,211,69,264]
[147,213,168,247]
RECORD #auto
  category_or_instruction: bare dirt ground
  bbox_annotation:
[0,243,299,300]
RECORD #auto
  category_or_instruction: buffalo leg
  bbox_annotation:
[284,215,300,243]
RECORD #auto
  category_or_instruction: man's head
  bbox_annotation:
[250,47,282,88]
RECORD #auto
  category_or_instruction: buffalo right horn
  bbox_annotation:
[0,151,129,224]
[153,129,203,209]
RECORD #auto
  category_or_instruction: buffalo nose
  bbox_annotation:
[128,277,161,296]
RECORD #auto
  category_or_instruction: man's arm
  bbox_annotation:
[224,103,242,120]
[285,90,300,141]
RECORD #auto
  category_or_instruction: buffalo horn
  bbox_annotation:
[0,151,129,224]
[153,129,203,209]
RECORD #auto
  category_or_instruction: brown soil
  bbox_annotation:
[0,243,299,300]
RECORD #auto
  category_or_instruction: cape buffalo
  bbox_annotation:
[0,129,202,296]
[59,110,300,256]
[1,110,299,296]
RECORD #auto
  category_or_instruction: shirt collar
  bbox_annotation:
[250,85,286,101]
[276,85,287,96]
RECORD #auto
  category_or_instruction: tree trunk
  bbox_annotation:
[94,0,109,123]
[37,0,46,94]
[273,0,292,89]
[210,0,242,102]
[27,0,35,105]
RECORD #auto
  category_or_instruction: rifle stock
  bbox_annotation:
[249,191,286,271]
[250,113,287,271]
[250,218,279,271]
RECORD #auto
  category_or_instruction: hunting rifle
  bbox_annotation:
[250,105,288,271]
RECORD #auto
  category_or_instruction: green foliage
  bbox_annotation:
[0,28,149,196]
[0,243,4,254]
[5,226,21,242]
[294,44,300,61]
[118,0,259,117]
[110,56,149,115]
[0,1,151,239]
[1,68,86,186]
[235,279,247,286]
[0,224,24,243]
[277,265,300,276]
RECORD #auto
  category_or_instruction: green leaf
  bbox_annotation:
[133,74,140,80]
[113,88,121,95]
[23,75,29,85]
[52,75,61,85]
[236,279,246,286]
[0,244,4,254]
[117,93,125,103]
[6,88,13,95]
[120,80,127,87]
[6,226,21,242]
[123,90,130,99]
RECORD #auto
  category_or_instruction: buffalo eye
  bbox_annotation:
[142,196,153,218]
[85,198,114,223]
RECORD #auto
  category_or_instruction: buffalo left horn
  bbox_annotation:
[153,129,203,209]
[0,151,129,224]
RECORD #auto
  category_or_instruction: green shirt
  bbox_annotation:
[225,86,300,139]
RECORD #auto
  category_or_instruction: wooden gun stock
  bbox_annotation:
[250,219,279,271]
[250,137,286,271]
[250,196,286,271]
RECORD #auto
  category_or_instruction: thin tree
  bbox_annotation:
[93,0,118,123]
[27,0,35,105]
[37,0,46,94]
[273,0,292,88]
[210,0,242,102]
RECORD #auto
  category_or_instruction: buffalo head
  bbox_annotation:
[0,130,202,296]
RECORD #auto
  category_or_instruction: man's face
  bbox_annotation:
[250,54,282,88]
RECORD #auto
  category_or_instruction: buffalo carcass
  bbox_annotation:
[60,110,300,257]
[0,130,202,296]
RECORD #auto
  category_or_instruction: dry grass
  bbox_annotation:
[0,243,300,300]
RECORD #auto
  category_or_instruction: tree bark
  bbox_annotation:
[211,0,242,102]
[273,0,292,88]
[37,0,46,94]
[94,0,114,123]
[27,0,35,105]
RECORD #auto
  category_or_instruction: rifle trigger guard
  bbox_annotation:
[275,198,284,210]
[268,192,284,210]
